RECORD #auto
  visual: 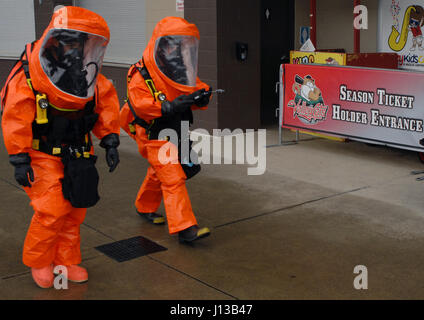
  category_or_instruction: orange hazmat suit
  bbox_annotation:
[1,6,120,268]
[120,17,210,235]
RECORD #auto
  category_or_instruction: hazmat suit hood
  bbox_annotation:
[143,17,202,94]
[29,6,110,109]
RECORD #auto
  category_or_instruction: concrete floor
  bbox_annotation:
[1,127,424,300]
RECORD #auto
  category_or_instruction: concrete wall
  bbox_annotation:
[146,0,184,40]
[185,0,218,132]
[295,0,378,53]
[185,0,261,131]
[294,0,310,50]
[217,0,261,130]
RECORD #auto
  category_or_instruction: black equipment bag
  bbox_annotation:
[181,162,201,180]
[61,152,100,208]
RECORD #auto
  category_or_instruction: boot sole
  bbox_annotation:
[33,281,53,289]
[53,271,88,283]
[68,278,88,283]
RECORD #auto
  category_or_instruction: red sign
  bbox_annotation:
[176,0,184,12]
[282,64,424,151]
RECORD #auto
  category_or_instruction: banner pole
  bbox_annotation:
[267,64,298,148]
[280,64,298,146]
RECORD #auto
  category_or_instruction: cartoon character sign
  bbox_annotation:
[379,1,424,70]
[388,4,424,52]
[325,57,340,65]
[408,5,424,50]
[288,74,328,125]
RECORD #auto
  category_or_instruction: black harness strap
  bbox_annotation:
[138,65,157,97]
[139,66,150,79]
[126,62,158,137]
[127,97,151,131]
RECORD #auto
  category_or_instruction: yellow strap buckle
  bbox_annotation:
[128,123,136,134]
[26,79,33,90]
[145,79,157,98]
[32,139,40,150]
[52,147,61,155]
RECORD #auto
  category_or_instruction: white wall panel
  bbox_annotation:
[0,0,36,57]
[77,0,146,64]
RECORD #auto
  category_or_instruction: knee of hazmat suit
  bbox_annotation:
[1,6,120,268]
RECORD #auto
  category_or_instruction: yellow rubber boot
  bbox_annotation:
[178,225,210,243]
[136,210,166,225]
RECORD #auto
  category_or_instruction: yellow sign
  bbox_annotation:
[290,51,346,66]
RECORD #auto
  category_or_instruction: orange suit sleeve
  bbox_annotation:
[1,71,36,155]
[119,102,134,137]
[92,74,121,140]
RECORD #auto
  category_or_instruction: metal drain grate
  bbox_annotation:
[95,236,167,262]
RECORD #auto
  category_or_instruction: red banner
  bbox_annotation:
[282,64,424,151]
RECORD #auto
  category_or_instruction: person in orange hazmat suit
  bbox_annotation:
[1,6,120,288]
[120,17,212,243]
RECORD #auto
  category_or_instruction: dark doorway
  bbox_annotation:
[260,0,294,126]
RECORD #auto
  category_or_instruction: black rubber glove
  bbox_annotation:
[189,87,212,107]
[106,147,119,172]
[100,133,120,172]
[161,94,195,116]
[9,153,34,187]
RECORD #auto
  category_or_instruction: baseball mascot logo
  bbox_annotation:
[287,74,328,125]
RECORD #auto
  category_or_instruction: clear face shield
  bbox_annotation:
[39,29,107,98]
[154,35,199,87]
